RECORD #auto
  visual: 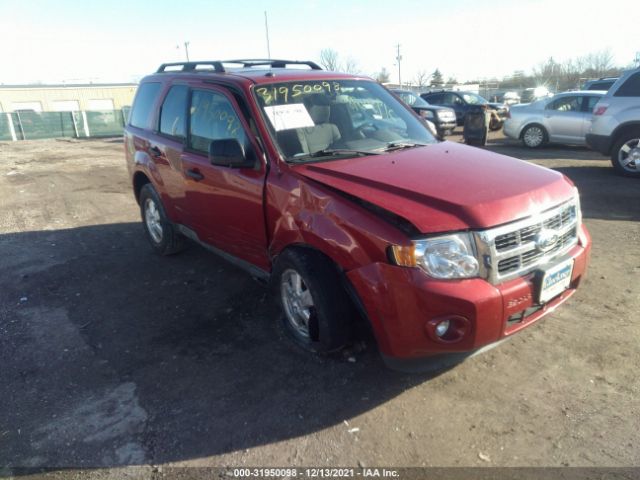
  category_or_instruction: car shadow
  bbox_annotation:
[0,223,456,469]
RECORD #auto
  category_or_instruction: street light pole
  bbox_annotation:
[184,41,190,62]
[264,11,272,60]
[395,44,402,87]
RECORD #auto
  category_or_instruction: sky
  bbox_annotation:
[0,0,637,85]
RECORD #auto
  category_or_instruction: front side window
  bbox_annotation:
[159,85,188,139]
[188,90,247,154]
[254,79,436,162]
[130,82,161,129]
[547,96,582,112]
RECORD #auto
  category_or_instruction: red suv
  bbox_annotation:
[125,59,591,368]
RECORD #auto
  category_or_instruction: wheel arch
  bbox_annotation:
[611,121,640,147]
[133,171,151,204]
[519,122,548,139]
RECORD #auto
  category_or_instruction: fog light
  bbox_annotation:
[435,319,450,337]
[425,315,470,343]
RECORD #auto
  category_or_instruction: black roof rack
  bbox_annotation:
[156,59,322,74]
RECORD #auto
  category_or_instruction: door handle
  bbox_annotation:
[149,146,162,157]
[185,168,204,181]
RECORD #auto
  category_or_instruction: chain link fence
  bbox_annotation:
[0,108,130,141]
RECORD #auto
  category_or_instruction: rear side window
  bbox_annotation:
[425,93,443,103]
[584,96,601,112]
[159,85,188,139]
[614,72,640,97]
[129,82,161,129]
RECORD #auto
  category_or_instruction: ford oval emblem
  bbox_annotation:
[535,229,559,252]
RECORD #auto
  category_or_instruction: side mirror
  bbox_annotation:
[208,138,254,168]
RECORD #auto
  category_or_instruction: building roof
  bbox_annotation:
[0,83,137,89]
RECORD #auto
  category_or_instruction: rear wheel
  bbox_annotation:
[521,124,547,148]
[611,133,640,177]
[273,249,352,353]
[139,184,185,255]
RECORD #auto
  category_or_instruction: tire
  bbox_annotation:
[272,248,352,353]
[610,132,640,177]
[521,124,547,148]
[139,184,185,255]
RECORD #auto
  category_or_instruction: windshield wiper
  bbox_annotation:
[379,141,429,152]
[287,148,380,163]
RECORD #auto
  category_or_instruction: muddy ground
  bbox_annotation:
[0,132,638,476]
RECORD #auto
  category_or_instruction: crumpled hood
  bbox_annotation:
[294,141,574,233]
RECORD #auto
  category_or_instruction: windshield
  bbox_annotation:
[396,91,430,108]
[461,92,488,105]
[254,80,436,162]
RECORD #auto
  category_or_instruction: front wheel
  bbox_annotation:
[521,124,547,148]
[611,133,640,177]
[273,249,352,353]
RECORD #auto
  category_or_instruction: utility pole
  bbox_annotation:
[184,41,190,61]
[635,51,640,67]
[395,44,402,87]
[264,11,272,60]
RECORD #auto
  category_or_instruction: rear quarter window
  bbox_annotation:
[129,82,162,129]
[614,72,640,97]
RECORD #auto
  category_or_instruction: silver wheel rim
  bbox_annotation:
[523,126,544,147]
[144,198,163,244]
[618,138,640,172]
[280,269,315,339]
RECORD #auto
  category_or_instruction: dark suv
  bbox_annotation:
[124,59,590,368]
[421,90,509,130]
[390,89,457,137]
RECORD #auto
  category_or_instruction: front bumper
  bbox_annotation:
[434,119,457,133]
[585,133,612,155]
[347,224,591,360]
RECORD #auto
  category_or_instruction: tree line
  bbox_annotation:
[318,48,633,91]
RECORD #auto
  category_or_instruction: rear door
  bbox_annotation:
[149,84,190,219]
[544,95,586,143]
[180,85,270,270]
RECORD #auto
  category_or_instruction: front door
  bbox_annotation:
[180,86,270,271]
[544,95,587,143]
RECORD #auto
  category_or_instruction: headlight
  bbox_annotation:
[390,233,480,279]
[421,110,434,119]
[573,188,582,226]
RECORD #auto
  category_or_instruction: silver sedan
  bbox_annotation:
[504,91,605,148]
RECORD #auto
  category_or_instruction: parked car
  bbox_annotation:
[420,90,508,130]
[504,91,605,148]
[125,59,591,369]
[583,77,618,92]
[501,91,521,105]
[390,89,457,137]
[586,68,640,177]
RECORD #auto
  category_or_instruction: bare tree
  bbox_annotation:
[414,70,430,89]
[319,49,340,71]
[583,49,615,78]
[343,56,360,74]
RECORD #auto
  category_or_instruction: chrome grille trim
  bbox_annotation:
[473,198,580,284]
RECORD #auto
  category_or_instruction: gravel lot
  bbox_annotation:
[1,132,639,475]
